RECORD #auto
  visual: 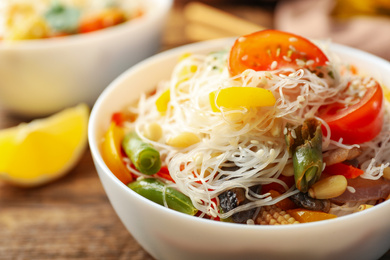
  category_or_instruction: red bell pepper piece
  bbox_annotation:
[323,163,364,179]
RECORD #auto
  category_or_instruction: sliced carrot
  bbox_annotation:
[287,208,337,223]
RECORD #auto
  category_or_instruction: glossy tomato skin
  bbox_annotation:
[318,81,384,144]
[228,29,329,76]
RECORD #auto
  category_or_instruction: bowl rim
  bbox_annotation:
[0,0,173,50]
[88,37,390,231]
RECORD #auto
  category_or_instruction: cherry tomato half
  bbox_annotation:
[228,30,329,76]
[318,80,384,144]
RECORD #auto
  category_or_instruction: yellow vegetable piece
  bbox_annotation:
[176,55,198,86]
[5,4,49,40]
[155,54,198,114]
[209,87,276,112]
[156,89,171,114]
[383,86,390,103]
[256,205,300,225]
[0,104,89,187]
[179,53,192,61]
[101,122,133,184]
[166,132,200,148]
[287,209,337,223]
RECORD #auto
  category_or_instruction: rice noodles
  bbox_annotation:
[123,45,390,220]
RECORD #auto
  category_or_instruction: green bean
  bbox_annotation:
[128,178,198,216]
[285,118,323,193]
[122,131,161,175]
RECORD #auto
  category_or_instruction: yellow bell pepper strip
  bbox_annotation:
[155,54,199,114]
[209,87,276,112]
[101,122,133,184]
[128,178,198,215]
[286,208,337,223]
[155,89,171,114]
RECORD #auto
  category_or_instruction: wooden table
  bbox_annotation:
[0,2,389,260]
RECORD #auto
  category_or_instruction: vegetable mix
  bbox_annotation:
[0,0,143,41]
[101,30,390,225]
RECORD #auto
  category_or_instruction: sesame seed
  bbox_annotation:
[366,80,376,88]
[306,60,314,66]
[362,77,370,85]
[290,129,297,139]
[256,149,265,157]
[289,45,296,52]
[283,55,292,62]
[345,97,353,104]
[238,36,246,42]
[289,37,298,42]
[296,59,305,67]
[276,47,281,57]
[271,61,278,70]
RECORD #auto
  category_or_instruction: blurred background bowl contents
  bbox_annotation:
[0,0,144,40]
[0,0,172,117]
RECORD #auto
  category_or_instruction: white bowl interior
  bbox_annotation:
[89,38,390,260]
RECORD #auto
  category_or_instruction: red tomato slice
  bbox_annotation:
[228,29,329,76]
[318,80,384,144]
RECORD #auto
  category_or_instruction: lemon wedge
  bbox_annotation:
[0,104,89,187]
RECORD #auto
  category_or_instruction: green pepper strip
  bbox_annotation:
[128,178,198,216]
[122,131,161,175]
[285,118,323,193]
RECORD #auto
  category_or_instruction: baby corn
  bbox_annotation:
[256,205,300,225]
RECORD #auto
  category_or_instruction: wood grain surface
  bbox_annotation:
[0,2,389,260]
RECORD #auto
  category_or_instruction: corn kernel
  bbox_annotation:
[155,89,171,114]
[281,163,294,177]
[166,132,200,148]
[143,122,162,142]
[255,205,300,225]
[383,167,390,180]
[308,175,347,199]
[270,118,283,137]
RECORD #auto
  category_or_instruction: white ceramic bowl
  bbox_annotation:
[0,0,172,117]
[89,38,390,260]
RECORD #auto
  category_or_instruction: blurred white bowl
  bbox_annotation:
[89,38,390,260]
[0,0,172,117]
